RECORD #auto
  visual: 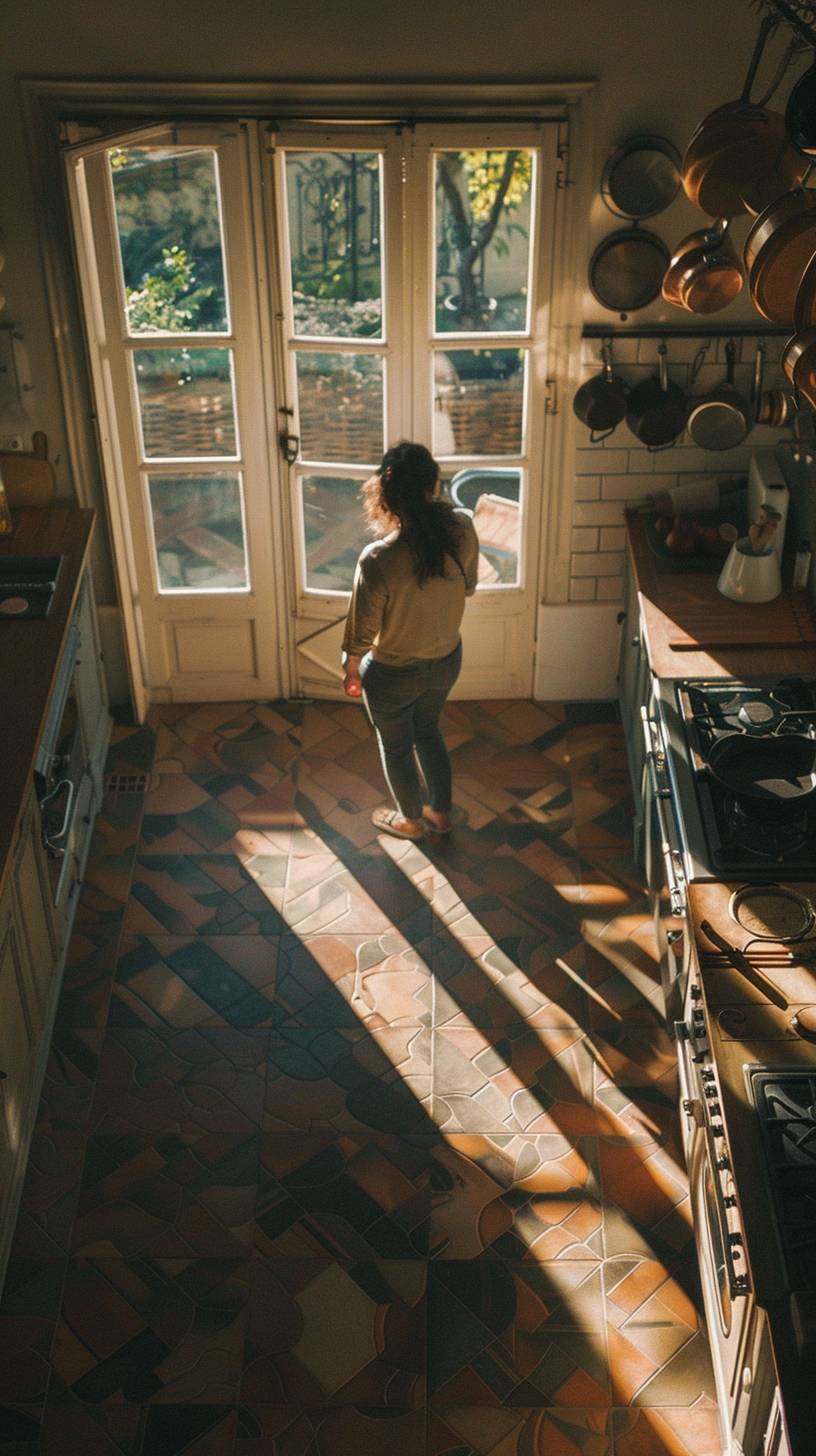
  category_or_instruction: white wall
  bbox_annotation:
[0,0,805,698]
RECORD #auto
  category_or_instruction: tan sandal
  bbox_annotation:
[372,807,426,840]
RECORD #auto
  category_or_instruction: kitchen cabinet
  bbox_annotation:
[0,545,110,1288]
[616,541,650,855]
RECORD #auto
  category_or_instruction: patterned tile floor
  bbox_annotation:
[0,698,720,1455]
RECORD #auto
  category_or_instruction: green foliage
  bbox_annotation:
[126,245,216,332]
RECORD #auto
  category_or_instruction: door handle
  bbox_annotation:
[40,778,75,859]
[279,431,300,464]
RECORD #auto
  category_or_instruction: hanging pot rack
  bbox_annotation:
[753,0,816,49]
[582,324,790,339]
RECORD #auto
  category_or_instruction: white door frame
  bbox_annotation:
[21,79,596,718]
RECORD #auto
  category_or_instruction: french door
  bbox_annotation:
[67,119,560,704]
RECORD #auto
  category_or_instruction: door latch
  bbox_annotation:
[279,431,300,464]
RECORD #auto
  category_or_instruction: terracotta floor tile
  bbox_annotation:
[111,934,282,1030]
[277,930,433,1028]
[89,1026,269,1138]
[429,1135,603,1262]
[428,1262,610,1407]
[56,931,120,1032]
[263,1027,432,1136]
[433,934,589,1031]
[427,1407,611,1455]
[236,1405,426,1454]
[432,1026,599,1136]
[612,1400,723,1456]
[51,1258,252,1405]
[72,1131,258,1259]
[600,1145,693,1264]
[39,1384,238,1454]
[242,1258,425,1407]
[0,1259,66,1408]
[35,1027,103,1133]
[126,855,286,937]
[255,1132,431,1260]
[11,1129,89,1258]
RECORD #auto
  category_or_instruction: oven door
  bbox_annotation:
[689,1115,755,1447]
[641,704,689,1026]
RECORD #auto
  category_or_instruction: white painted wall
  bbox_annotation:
[0,0,805,699]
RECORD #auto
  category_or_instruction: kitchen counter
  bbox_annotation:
[688,880,816,1453]
[0,507,95,900]
[626,511,816,679]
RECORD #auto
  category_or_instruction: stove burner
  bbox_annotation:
[752,1070,816,1290]
[678,678,816,876]
[738,701,776,726]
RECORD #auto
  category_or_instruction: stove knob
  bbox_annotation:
[724,1195,738,1209]
[693,1010,706,1024]
[711,1123,725,1137]
[702,1069,716,1082]
[734,1275,751,1294]
[691,986,702,1002]
[717,1156,730,1171]
[728,1232,743,1247]
[704,1086,719,1099]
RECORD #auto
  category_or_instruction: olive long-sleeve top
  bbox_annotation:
[342,508,479,666]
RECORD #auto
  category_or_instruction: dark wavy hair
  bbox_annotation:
[362,441,465,584]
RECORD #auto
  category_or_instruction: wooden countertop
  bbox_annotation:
[0,507,95,900]
[688,880,816,1454]
[626,511,816,679]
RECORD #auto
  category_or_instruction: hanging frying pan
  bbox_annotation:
[625,344,687,448]
[588,227,669,313]
[682,17,807,218]
[707,732,816,822]
[687,340,752,450]
[783,325,816,410]
[601,134,682,219]
[745,187,816,325]
[572,337,628,435]
[793,238,816,330]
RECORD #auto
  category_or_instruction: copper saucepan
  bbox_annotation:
[662,222,743,313]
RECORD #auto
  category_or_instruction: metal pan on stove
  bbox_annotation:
[707,732,816,820]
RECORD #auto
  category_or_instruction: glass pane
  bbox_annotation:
[285,151,383,339]
[300,475,366,591]
[296,352,383,464]
[434,348,525,456]
[109,147,229,334]
[434,149,535,334]
[134,348,237,458]
[441,466,521,587]
[147,473,248,591]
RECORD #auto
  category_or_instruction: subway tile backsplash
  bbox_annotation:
[568,341,793,600]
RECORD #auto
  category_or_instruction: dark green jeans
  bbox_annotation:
[360,640,462,820]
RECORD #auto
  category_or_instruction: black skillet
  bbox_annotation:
[708,731,816,821]
[625,343,687,448]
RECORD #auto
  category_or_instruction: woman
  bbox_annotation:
[341,441,479,840]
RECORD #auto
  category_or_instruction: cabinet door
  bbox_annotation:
[11,798,56,1024]
[0,886,36,1167]
[74,575,109,794]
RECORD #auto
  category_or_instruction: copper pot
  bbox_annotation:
[745,188,816,325]
[662,224,743,313]
[783,326,816,409]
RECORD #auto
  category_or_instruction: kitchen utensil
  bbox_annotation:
[0,432,56,509]
[625,343,687,448]
[793,237,816,329]
[588,227,669,313]
[786,52,816,156]
[745,187,816,325]
[706,732,816,816]
[682,17,807,218]
[700,917,789,1008]
[717,534,782,602]
[601,133,682,219]
[783,324,816,409]
[687,340,752,449]
[728,884,816,943]
[757,387,797,425]
[572,337,628,435]
[752,338,765,421]
[662,220,743,313]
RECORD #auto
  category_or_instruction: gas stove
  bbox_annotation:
[751,1069,816,1293]
[655,677,816,881]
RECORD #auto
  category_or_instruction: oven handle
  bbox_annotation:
[674,1021,704,1126]
[40,778,75,859]
[640,707,686,916]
